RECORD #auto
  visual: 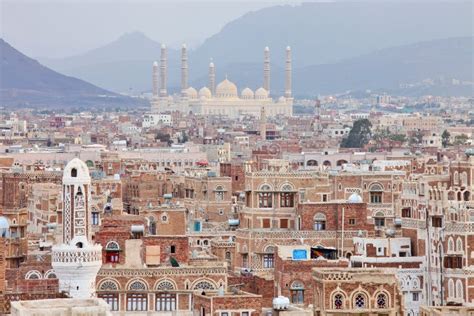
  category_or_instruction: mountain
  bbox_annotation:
[188,37,473,97]
[39,32,179,93]
[292,36,474,97]
[0,39,141,108]
[39,2,472,95]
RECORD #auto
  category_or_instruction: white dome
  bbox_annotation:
[347,193,363,203]
[278,96,286,102]
[255,87,268,99]
[63,158,91,184]
[216,78,238,98]
[241,87,254,99]
[185,87,198,99]
[199,87,212,98]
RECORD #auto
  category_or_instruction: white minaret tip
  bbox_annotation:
[209,59,214,67]
[153,61,158,66]
[182,43,187,48]
[161,43,166,49]
[286,46,291,50]
[265,46,269,51]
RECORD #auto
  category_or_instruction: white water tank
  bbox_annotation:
[273,296,290,310]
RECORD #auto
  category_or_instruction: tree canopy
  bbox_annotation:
[341,119,372,148]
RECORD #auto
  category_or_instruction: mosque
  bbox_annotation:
[150,44,293,118]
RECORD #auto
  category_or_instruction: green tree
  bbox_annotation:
[441,130,451,148]
[453,134,468,145]
[341,119,372,148]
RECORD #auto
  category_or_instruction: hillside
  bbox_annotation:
[39,2,473,96]
[0,39,141,108]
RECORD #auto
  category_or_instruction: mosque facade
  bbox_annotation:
[150,45,293,118]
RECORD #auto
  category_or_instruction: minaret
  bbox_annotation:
[208,59,216,96]
[260,106,267,141]
[181,43,188,96]
[263,46,270,93]
[285,46,292,98]
[160,44,167,97]
[52,158,102,299]
[152,61,159,98]
[315,98,322,135]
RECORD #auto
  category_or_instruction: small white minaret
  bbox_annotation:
[208,59,216,96]
[160,44,167,97]
[152,61,159,98]
[52,158,102,299]
[284,46,292,98]
[263,46,270,93]
[181,43,188,96]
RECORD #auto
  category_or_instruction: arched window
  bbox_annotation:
[333,293,345,309]
[353,293,367,309]
[456,280,463,299]
[454,171,459,184]
[215,185,225,201]
[258,184,273,208]
[193,280,216,290]
[456,238,463,252]
[129,280,147,291]
[105,241,120,263]
[44,270,57,279]
[376,293,387,308]
[98,280,120,311]
[314,213,326,231]
[25,270,42,280]
[369,183,383,204]
[374,211,385,227]
[307,159,318,166]
[448,237,455,253]
[71,168,77,178]
[263,246,275,268]
[156,280,175,291]
[448,279,455,298]
[290,281,304,304]
[280,184,295,207]
[99,280,119,291]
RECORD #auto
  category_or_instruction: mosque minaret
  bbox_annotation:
[151,46,292,118]
[208,59,216,96]
[159,44,168,98]
[263,46,270,93]
[152,61,158,98]
[285,46,292,98]
[181,43,188,96]
[51,158,102,299]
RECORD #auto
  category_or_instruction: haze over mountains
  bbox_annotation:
[39,2,473,97]
[0,39,140,108]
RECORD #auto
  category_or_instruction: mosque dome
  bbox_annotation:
[185,87,198,99]
[199,87,212,99]
[241,87,254,99]
[216,78,238,98]
[347,193,363,203]
[0,216,9,237]
[255,87,268,99]
[278,96,286,103]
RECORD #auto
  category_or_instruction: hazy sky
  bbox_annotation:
[0,0,305,58]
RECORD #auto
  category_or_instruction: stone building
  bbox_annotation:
[312,268,404,315]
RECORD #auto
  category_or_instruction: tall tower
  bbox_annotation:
[315,98,322,135]
[260,106,267,141]
[52,158,102,299]
[208,59,216,96]
[152,61,159,98]
[160,44,167,97]
[181,43,188,96]
[263,47,270,93]
[284,46,292,98]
